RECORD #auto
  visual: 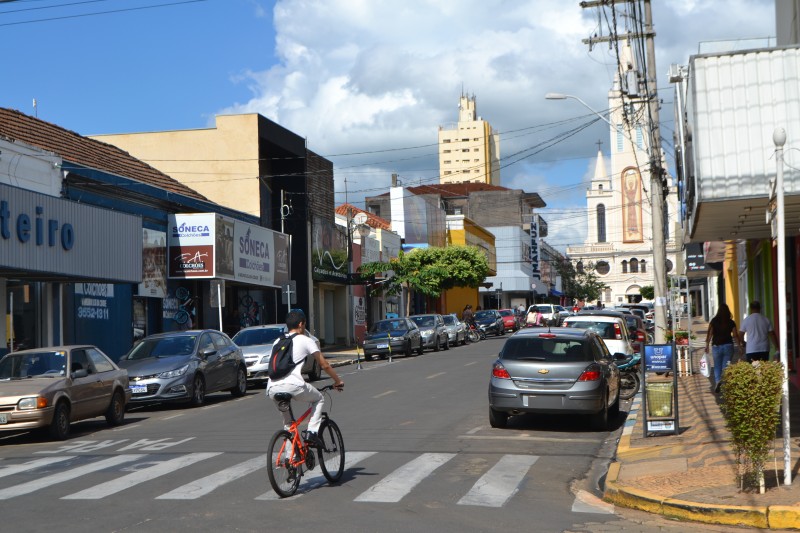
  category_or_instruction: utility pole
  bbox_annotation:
[581,0,668,342]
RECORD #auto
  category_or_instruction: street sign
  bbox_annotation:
[209,280,225,308]
[281,280,297,305]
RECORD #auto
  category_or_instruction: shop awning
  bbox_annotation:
[549,289,564,297]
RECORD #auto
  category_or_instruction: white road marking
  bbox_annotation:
[372,390,396,399]
[572,489,615,514]
[354,453,455,503]
[0,455,146,499]
[460,435,597,443]
[62,452,221,499]
[162,414,184,421]
[256,451,376,500]
[466,426,482,435]
[464,361,478,366]
[426,372,446,379]
[156,455,266,499]
[457,454,539,507]
[0,456,76,479]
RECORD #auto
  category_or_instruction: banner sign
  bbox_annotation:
[140,228,167,298]
[530,215,540,274]
[644,343,674,372]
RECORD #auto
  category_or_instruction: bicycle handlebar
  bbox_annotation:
[318,383,344,392]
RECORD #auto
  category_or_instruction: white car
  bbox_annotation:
[231,324,322,386]
[561,312,635,357]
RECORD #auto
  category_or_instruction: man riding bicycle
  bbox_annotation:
[267,311,344,448]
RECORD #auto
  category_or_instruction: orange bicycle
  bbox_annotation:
[267,384,345,497]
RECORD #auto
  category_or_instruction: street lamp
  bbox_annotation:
[545,92,668,343]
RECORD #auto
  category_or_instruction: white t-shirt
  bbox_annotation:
[740,312,773,353]
[268,333,319,387]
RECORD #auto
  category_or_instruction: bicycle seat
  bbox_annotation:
[273,392,293,402]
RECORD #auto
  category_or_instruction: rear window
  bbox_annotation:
[498,310,513,317]
[501,337,592,362]
[563,320,617,339]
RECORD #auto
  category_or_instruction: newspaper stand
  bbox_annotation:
[642,343,680,436]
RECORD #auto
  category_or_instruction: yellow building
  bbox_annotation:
[444,214,496,316]
[438,94,501,185]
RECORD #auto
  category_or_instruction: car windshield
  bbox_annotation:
[0,351,66,379]
[498,310,513,317]
[232,328,284,346]
[442,316,456,326]
[475,311,494,320]
[411,316,435,327]
[371,320,407,332]
[126,335,197,360]
[563,320,617,339]
[502,338,591,362]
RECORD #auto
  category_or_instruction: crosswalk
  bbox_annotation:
[0,450,612,513]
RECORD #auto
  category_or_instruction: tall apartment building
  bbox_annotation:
[438,94,500,185]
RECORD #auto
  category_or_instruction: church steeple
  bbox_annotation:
[591,143,610,191]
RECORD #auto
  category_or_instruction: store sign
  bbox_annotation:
[644,344,674,372]
[234,223,276,286]
[140,228,167,298]
[168,214,215,278]
[353,296,366,326]
[529,216,540,274]
[75,283,114,321]
[312,216,349,283]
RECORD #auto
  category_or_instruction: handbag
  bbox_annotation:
[699,353,710,378]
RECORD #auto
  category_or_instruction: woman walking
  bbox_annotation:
[704,303,739,393]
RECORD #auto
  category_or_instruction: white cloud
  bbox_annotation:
[218,0,774,253]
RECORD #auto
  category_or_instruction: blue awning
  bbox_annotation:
[549,289,564,297]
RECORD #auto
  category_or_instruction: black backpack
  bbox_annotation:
[268,333,299,380]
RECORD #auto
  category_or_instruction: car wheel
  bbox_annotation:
[609,388,621,419]
[591,390,609,430]
[433,338,440,352]
[460,334,467,346]
[230,366,247,396]
[307,359,321,381]
[405,341,413,358]
[417,341,425,355]
[190,375,206,407]
[489,407,508,429]
[104,391,125,426]
[443,335,450,350]
[49,402,71,440]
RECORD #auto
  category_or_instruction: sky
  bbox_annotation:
[0,0,776,252]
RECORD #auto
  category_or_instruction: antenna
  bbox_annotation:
[32,98,37,118]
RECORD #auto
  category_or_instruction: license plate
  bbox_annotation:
[131,385,148,394]
[377,343,389,349]
[0,414,6,424]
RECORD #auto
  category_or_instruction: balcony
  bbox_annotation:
[566,243,615,255]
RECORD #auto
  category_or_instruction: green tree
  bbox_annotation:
[639,285,654,300]
[359,245,490,315]
[554,258,608,303]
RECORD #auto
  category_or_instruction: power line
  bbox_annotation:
[0,0,206,26]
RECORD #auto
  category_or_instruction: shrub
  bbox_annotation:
[720,361,784,492]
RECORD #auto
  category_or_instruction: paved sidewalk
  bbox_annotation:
[605,319,800,529]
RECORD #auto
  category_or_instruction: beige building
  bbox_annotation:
[438,94,500,185]
[566,43,680,305]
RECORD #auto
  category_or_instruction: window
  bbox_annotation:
[86,348,114,373]
[666,259,674,273]
[462,149,469,152]
[622,260,628,273]
[597,204,606,242]
[462,138,469,142]
[444,160,451,164]
[576,261,584,274]
[473,148,478,152]
[598,184,603,190]
[444,149,451,153]
[636,125,644,149]
[617,124,624,151]
[443,139,451,143]
[595,260,610,275]
[630,258,639,273]
[640,260,646,273]
[444,171,451,175]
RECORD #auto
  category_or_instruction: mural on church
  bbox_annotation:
[621,166,643,243]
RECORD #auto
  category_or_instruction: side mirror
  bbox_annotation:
[200,347,217,358]
[613,353,629,362]
[71,369,89,379]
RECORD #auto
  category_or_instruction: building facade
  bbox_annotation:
[438,95,501,185]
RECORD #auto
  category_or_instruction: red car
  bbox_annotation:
[498,309,519,332]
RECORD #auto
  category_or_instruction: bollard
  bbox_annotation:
[388,333,393,363]
[356,339,363,370]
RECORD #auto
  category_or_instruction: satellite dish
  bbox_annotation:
[353,213,368,225]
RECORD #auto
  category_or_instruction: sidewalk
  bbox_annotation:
[321,345,362,367]
[604,318,800,529]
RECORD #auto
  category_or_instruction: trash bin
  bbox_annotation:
[646,381,673,418]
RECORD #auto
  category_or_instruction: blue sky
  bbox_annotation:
[1,0,776,251]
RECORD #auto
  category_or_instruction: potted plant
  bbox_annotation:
[664,330,695,345]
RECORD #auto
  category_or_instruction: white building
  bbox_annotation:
[438,94,501,185]
[566,43,680,305]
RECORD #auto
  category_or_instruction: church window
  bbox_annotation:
[595,261,610,275]
[616,124,624,151]
[576,261,584,274]
[622,260,628,273]
[636,125,644,149]
[640,260,646,273]
[630,258,639,273]
[597,204,606,243]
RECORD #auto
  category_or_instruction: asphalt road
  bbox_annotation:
[0,335,685,533]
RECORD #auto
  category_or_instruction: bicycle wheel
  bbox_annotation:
[267,430,301,497]
[317,418,345,483]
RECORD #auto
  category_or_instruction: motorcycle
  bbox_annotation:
[617,352,641,400]
[467,321,486,342]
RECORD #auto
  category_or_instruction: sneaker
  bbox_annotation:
[714,382,721,393]
[304,431,325,449]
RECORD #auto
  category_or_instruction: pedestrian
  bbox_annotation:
[738,301,778,363]
[704,303,739,393]
[461,304,474,325]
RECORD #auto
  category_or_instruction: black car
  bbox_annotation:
[363,318,423,360]
[474,310,505,336]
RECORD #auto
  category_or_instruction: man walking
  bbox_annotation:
[738,301,778,362]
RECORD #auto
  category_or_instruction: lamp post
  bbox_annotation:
[773,127,791,485]
[545,92,668,344]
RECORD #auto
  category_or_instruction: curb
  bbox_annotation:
[604,395,800,529]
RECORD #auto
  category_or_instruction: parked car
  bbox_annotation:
[474,309,505,336]
[562,311,635,359]
[488,328,621,430]
[608,310,649,355]
[232,324,322,386]
[498,309,519,333]
[526,304,566,326]
[0,345,130,440]
[442,314,468,346]
[119,330,247,406]
[409,314,449,352]
[362,318,423,359]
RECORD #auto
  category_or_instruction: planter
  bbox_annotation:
[676,338,689,346]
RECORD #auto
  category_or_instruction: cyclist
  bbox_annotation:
[462,304,475,327]
[267,311,344,447]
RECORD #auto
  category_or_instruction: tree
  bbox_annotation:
[554,257,608,303]
[359,245,490,315]
[640,285,654,300]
